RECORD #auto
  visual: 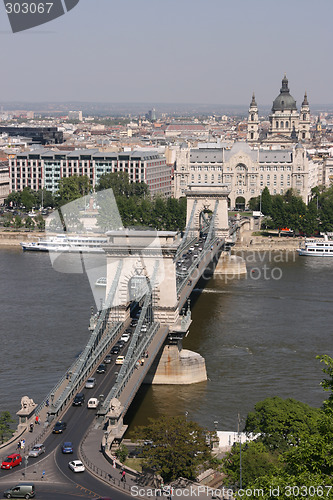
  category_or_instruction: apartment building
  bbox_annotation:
[9,149,171,196]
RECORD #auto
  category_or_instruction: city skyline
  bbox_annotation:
[0,0,331,105]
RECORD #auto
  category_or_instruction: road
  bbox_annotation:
[0,339,135,499]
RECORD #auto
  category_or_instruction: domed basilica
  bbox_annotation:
[247,75,311,144]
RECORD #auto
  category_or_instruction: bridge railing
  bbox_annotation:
[176,236,221,295]
[100,262,160,415]
[50,321,123,417]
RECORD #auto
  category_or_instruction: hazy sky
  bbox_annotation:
[0,0,331,105]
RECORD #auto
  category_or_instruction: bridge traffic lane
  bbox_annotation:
[178,239,224,310]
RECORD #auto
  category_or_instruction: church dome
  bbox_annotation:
[272,75,297,112]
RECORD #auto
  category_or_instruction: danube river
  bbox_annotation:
[1,247,332,432]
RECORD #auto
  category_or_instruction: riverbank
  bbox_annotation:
[0,230,44,246]
[234,231,303,252]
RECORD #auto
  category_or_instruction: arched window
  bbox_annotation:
[303,113,306,121]
[250,132,254,139]
[276,121,279,128]
[251,114,254,121]
[302,132,306,139]
[286,121,289,128]
[281,121,284,128]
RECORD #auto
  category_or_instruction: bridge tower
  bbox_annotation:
[103,230,181,325]
[185,184,230,238]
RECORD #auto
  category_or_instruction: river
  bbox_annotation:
[0,247,332,433]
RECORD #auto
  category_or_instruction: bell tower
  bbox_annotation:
[298,91,311,141]
[247,92,259,143]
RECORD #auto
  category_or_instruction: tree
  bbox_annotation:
[133,415,215,482]
[222,441,280,489]
[115,444,129,463]
[244,396,321,451]
[0,411,15,443]
[20,188,36,212]
[24,216,35,229]
[316,354,333,412]
[56,175,91,207]
[261,187,272,216]
[4,191,21,207]
[13,215,23,228]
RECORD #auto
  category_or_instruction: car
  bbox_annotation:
[104,354,112,364]
[85,377,96,389]
[140,325,147,332]
[121,333,130,342]
[1,453,22,469]
[3,482,35,498]
[28,444,45,457]
[111,345,120,355]
[116,340,125,348]
[87,397,99,409]
[72,393,85,406]
[115,355,125,365]
[68,460,85,473]
[62,442,73,454]
[130,319,138,327]
[96,363,106,374]
[52,421,67,434]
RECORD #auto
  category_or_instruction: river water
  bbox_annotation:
[1,247,332,433]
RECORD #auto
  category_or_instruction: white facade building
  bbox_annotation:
[174,141,320,206]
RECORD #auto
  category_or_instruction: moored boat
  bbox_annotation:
[298,233,333,256]
[20,234,108,253]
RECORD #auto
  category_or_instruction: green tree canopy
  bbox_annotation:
[245,396,321,451]
[0,411,15,443]
[56,175,91,207]
[133,415,215,482]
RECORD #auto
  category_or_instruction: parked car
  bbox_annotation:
[85,377,96,389]
[87,397,99,409]
[121,333,130,342]
[62,442,73,454]
[104,354,112,364]
[115,356,125,365]
[3,482,35,498]
[72,393,85,406]
[68,460,85,473]
[96,364,106,374]
[28,444,45,457]
[52,421,67,434]
[1,453,22,469]
[116,340,125,348]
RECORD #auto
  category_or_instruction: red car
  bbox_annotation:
[1,453,22,469]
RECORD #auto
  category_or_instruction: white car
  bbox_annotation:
[120,333,130,342]
[115,355,125,365]
[68,460,85,473]
[85,377,96,389]
[29,443,45,457]
[87,397,99,409]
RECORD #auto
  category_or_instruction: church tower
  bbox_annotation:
[298,92,311,141]
[247,92,259,142]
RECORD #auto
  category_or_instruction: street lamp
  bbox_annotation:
[238,414,243,490]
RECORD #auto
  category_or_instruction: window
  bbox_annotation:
[276,121,279,128]
[281,121,284,128]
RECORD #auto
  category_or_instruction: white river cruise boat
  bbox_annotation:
[20,234,108,253]
[298,233,333,256]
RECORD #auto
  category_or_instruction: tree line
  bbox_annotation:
[249,186,333,235]
[3,173,187,232]
[221,355,333,496]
